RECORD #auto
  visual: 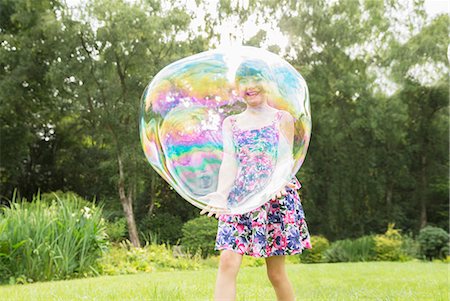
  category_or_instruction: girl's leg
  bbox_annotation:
[215,250,243,301]
[265,255,296,301]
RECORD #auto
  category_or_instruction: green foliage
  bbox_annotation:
[0,193,108,284]
[300,235,330,263]
[417,226,449,260]
[374,236,404,261]
[400,231,421,259]
[277,0,449,241]
[105,217,128,243]
[353,236,377,261]
[139,212,184,245]
[181,216,218,258]
[40,190,93,208]
[98,240,201,275]
[0,0,448,256]
[241,256,265,267]
[374,223,411,261]
[324,235,377,263]
[0,0,68,199]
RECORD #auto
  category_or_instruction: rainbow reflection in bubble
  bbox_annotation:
[140,46,311,214]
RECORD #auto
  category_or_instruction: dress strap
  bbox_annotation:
[229,116,238,132]
[272,111,284,125]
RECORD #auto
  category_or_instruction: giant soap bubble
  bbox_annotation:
[140,46,311,214]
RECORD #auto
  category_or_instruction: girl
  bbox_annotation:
[200,60,312,301]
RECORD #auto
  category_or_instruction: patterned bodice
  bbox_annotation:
[227,111,283,207]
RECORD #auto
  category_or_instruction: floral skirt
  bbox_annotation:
[215,186,312,258]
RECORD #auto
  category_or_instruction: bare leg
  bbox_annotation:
[214,250,243,301]
[265,255,296,301]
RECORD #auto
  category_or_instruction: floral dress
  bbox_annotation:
[215,111,312,257]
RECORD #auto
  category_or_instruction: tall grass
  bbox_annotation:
[0,193,108,283]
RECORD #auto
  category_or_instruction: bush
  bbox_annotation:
[139,213,184,245]
[300,235,330,263]
[98,240,201,275]
[323,239,352,263]
[0,193,108,284]
[241,256,266,267]
[105,217,128,243]
[40,191,91,208]
[324,235,376,263]
[285,254,301,264]
[400,231,421,259]
[200,254,220,268]
[374,223,409,262]
[352,235,377,261]
[181,216,218,258]
[417,226,449,261]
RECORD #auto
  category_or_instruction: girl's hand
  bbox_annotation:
[270,180,300,201]
[199,192,229,218]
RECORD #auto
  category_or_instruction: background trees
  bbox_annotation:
[1,0,448,244]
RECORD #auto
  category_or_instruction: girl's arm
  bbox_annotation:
[289,177,302,190]
[268,111,298,196]
[215,117,238,198]
[200,117,238,215]
[279,112,302,189]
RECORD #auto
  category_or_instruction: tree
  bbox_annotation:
[388,14,449,229]
[0,0,68,200]
[48,0,208,246]
[273,0,448,238]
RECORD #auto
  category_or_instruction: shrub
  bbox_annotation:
[400,231,421,259]
[241,256,266,267]
[324,235,376,263]
[200,255,220,268]
[105,217,128,243]
[139,213,184,245]
[374,223,409,262]
[323,239,352,263]
[417,226,449,261]
[181,216,218,258]
[0,193,108,284]
[98,240,201,275]
[285,254,301,264]
[350,235,377,261]
[40,191,91,208]
[201,253,266,268]
[300,235,330,263]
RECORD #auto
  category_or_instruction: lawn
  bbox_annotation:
[0,261,448,300]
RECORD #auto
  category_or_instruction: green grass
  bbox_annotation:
[0,261,448,300]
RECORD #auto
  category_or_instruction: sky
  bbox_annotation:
[65,0,449,93]
[66,0,449,57]
[222,0,448,49]
[423,0,449,18]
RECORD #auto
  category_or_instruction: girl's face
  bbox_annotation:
[236,73,268,106]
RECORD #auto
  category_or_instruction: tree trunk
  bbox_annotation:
[385,181,393,221]
[148,172,156,215]
[419,154,427,229]
[117,154,141,247]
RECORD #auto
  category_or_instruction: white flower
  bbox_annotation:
[81,206,92,219]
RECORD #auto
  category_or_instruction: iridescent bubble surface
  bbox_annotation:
[140,46,311,214]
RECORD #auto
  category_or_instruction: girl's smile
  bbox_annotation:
[245,89,260,97]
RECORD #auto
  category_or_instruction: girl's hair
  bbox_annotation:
[235,59,274,83]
